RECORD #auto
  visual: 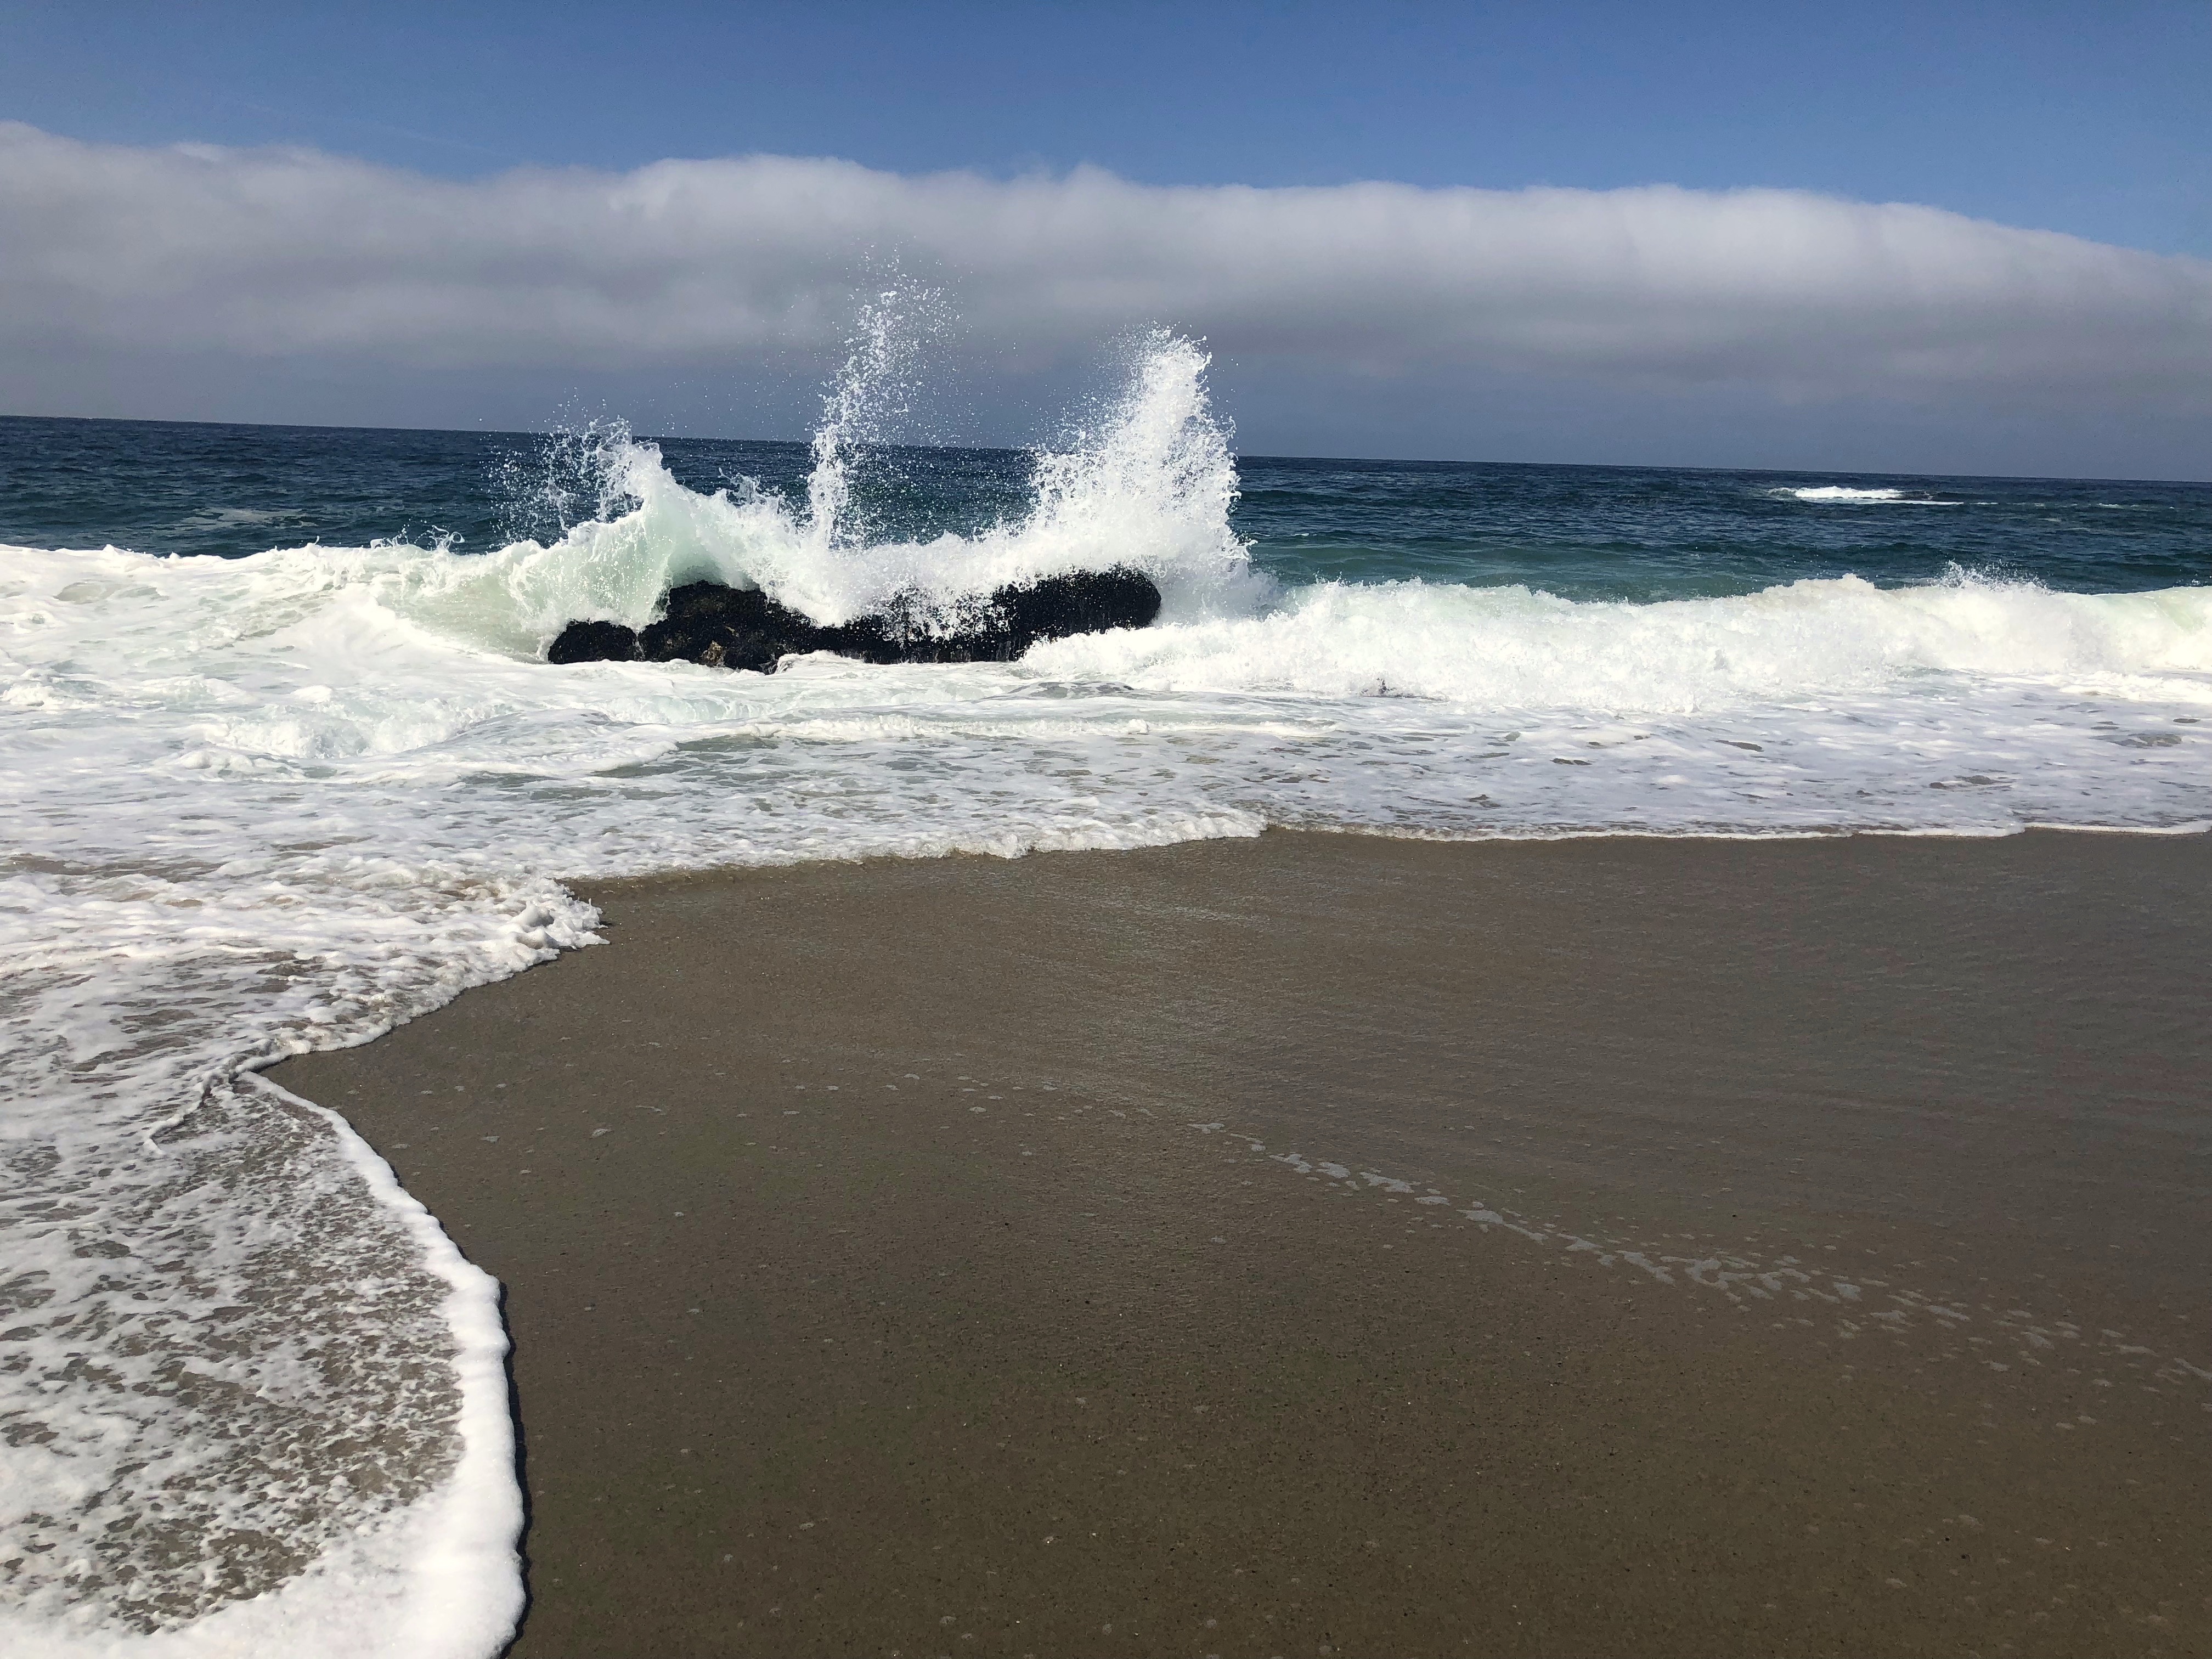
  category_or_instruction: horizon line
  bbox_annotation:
[4,410,2203,491]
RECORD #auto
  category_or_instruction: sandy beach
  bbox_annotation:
[269,830,2211,1657]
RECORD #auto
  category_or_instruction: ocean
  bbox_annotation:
[2,336,2208,1656]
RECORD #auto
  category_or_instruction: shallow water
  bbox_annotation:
[1,333,2207,1655]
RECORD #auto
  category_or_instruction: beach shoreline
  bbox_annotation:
[269,828,2212,1657]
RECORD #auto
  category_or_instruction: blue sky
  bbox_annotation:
[8,0,2207,253]
[2,2,2208,474]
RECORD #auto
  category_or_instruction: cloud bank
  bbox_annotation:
[2,122,2207,472]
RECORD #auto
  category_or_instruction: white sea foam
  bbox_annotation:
[2,332,2208,1652]
[1779,484,1955,504]
[0,1080,522,1659]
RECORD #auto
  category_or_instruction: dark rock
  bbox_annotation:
[637,582,823,673]
[996,566,1163,649]
[545,568,1162,672]
[890,567,1165,664]
[545,619,640,664]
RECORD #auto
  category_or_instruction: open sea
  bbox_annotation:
[3,338,2209,1655]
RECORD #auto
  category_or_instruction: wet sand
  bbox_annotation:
[269,830,2212,1657]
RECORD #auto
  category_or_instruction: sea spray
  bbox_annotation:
[420,329,1255,642]
[802,285,947,554]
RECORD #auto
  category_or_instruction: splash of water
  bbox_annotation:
[491,419,647,548]
[803,287,944,551]
[442,326,1257,641]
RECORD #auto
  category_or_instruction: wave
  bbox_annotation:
[1778,484,1957,504]
[16,550,2206,783]
[1032,571,2212,709]
[18,394,2203,732]
[374,330,1261,659]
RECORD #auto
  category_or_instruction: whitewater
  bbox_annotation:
[3,334,2210,1655]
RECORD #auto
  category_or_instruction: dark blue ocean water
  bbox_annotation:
[4,414,2205,597]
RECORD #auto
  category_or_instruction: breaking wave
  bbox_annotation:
[380,329,1259,659]
[1777,483,1960,505]
[1035,568,2212,707]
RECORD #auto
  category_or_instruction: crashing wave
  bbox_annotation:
[1778,484,1957,504]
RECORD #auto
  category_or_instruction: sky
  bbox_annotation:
[2,0,2208,477]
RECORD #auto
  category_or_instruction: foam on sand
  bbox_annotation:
[0,1080,521,1659]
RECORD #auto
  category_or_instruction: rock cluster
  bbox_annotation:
[546,569,1163,672]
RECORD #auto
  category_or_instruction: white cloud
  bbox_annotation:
[2,121,2208,456]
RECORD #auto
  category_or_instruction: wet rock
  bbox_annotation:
[897,567,1164,664]
[545,619,640,664]
[638,583,822,673]
[545,568,1162,671]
